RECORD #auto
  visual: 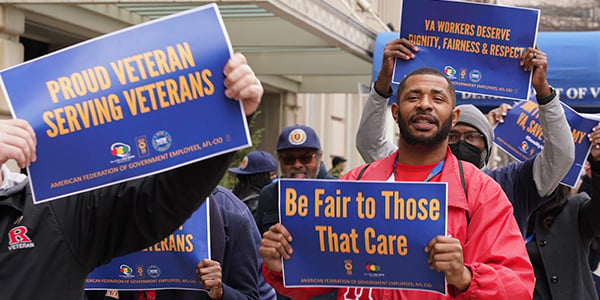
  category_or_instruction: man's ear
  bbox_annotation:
[452,107,460,126]
[391,103,400,123]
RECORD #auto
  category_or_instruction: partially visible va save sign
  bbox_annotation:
[392,0,539,101]
[494,100,599,187]
[0,4,250,203]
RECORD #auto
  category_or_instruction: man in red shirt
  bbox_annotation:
[259,67,534,299]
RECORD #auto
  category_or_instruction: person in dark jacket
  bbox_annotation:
[253,124,337,300]
[210,186,276,300]
[229,150,278,217]
[525,124,600,299]
[1,52,262,300]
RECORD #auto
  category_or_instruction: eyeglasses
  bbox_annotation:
[279,152,316,165]
[448,131,485,144]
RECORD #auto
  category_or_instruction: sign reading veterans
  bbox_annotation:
[86,200,210,291]
[279,179,448,295]
[494,100,599,187]
[393,0,539,100]
[0,3,251,203]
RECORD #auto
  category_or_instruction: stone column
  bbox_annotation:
[0,6,24,171]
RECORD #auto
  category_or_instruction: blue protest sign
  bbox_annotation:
[279,179,448,295]
[0,3,250,203]
[538,31,600,108]
[85,200,210,290]
[493,100,598,187]
[393,0,539,100]
[374,31,600,111]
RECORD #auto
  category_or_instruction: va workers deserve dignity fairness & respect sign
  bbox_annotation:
[0,4,251,203]
[279,179,448,295]
[393,0,539,100]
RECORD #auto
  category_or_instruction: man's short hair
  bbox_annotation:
[397,67,456,105]
[332,156,346,167]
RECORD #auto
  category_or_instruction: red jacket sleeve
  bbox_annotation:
[454,173,534,299]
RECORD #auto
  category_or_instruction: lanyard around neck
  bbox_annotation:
[387,152,445,182]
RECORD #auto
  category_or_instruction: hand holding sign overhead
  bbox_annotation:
[590,125,600,153]
[224,53,262,116]
[520,46,552,99]
[375,38,419,96]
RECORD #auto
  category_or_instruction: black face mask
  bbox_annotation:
[450,140,484,168]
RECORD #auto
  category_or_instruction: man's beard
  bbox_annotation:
[398,111,453,147]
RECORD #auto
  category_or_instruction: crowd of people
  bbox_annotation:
[1,36,599,300]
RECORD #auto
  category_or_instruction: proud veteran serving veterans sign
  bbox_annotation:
[0,4,251,203]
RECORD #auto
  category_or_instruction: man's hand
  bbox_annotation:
[520,46,551,98]
[223,53,263,116]
[374,38,419,96]
[425,235,472,292]
[486,103,512,127]
[197,259,223,300]
[258,223,293,273]
[589,124,600,160]
[0,119,36,168]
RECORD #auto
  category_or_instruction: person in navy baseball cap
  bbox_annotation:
[253,124,331,236]
[275,125,325,180]
[230,150,278,216]
[229,150,277,175]
[276,125,321,151]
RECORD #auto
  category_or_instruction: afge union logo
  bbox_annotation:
[152,130,172,152]
[469,70,482,82]
[288,129,307,145]
[147,265,161,278]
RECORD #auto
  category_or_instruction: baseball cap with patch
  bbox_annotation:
[228,150,277,175]
[277,125,321,151]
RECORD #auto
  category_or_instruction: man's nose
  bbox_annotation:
[416,95,433,110]
[292,158,304,168]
